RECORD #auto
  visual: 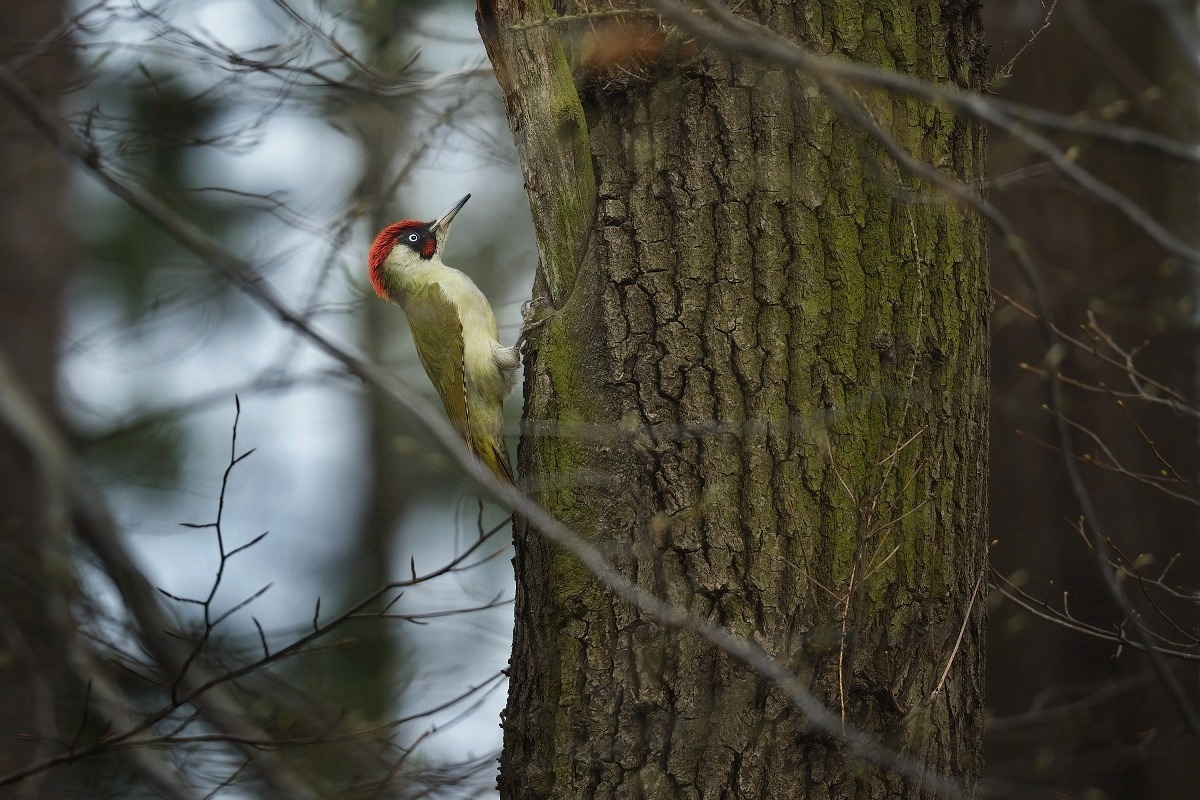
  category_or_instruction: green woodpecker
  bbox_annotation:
[368,194,519,484]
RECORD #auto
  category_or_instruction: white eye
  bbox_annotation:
[408,233,419,242]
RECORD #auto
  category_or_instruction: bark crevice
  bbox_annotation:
[484,3,988,797]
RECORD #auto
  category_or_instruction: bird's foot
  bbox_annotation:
[517,295,552,349]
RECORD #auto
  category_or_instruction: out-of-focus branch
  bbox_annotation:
[1,59,973,798]
[986,670,1157,732]
[998,290,1197,418]
[0,348,261,800]
[647,0,1200,745]
[992,0,1059,86]
[990,569,1200,661]
[651,0,1200,264]
[0,463,508,790]
[0,606,57,798]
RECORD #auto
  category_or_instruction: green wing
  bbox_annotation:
[404,284,474,457]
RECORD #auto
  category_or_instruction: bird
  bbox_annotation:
[367,194,520,485]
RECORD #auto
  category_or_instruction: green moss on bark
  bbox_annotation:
[487,1,989,797]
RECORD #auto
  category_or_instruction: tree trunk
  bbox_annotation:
[479,2,989,797]
[0,2,74,797]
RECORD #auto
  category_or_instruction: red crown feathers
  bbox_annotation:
[369,221,420,298]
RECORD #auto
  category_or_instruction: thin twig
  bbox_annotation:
[932,571,984,699]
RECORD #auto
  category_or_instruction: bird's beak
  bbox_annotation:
[429,194,471,236]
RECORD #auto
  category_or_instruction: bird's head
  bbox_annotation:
[368,194,470,299]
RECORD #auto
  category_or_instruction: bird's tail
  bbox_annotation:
[478,434,515,486]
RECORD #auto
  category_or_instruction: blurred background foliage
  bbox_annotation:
[985,2,1200,796]
[8,0,531,796]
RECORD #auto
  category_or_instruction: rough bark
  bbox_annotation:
[480,2,988,797]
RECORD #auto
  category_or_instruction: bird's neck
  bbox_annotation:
[382,253,451,302]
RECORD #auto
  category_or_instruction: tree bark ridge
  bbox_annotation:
[483,3,988,797]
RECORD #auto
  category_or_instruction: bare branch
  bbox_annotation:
[644,0,1200,743]
[0,55,977,797]
[991,0,1059,87]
